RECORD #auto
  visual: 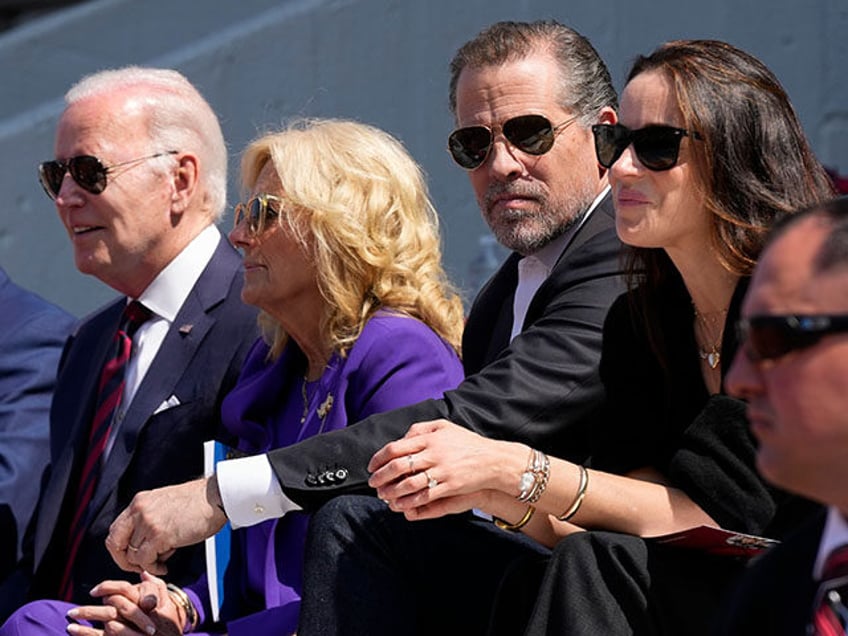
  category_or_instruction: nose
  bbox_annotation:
[485,136,526,181]
[609,143,641,181]
[53,173,84,208]
[725,348,763,401]
[229,215,252,247]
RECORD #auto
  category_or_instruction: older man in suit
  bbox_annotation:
[0,66,257,618]
[718,197,848,635]
[107,24,626,627]
[0,267,74,575]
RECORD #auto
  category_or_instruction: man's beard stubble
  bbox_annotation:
[482,181,596,256]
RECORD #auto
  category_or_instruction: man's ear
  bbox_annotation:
[598,106,618,126]
[170,153,199,214]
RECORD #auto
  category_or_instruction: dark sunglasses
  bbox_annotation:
[447,114,578,170]
[592,124,701,172]
[38,151,178,200]
[233,194,283,236]
[736,314,848,362]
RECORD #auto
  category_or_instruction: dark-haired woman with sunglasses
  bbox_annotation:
[3,119,465,636]
[367,40,835,635]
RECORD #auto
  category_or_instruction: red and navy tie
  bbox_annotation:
[812,544,848,636]
[58,300,151,601]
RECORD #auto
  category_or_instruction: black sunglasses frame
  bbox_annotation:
[233,194,283,236]
[737,314,848,362]
[38,151,178,200]
[592,124,701,172]
[447,114,578,170]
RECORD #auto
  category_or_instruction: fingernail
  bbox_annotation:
[146,626,156,635]
[67,625,80,634]
[66,608,78,619]
[89,584,100,595]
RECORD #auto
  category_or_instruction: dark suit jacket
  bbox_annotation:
[715,508,827,635]
[0,267,75,572]
[267,194,626,508]
[0,234,258,614]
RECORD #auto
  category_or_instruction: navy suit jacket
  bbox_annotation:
[0,267,75,571]
[0,234,258,613]
[715,508,828,635]
[267,194,626,508]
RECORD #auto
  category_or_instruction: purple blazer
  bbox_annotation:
[187,311,463,635]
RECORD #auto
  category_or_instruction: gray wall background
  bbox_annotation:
[0,0,845,316]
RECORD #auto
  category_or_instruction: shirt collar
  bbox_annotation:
[814,505,848,579]
[528,184,610,273]
[136,225,222,322]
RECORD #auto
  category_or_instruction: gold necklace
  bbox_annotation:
[693,306,727,370]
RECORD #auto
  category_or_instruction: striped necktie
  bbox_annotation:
[58,300,151,601]
[811,544,848,636]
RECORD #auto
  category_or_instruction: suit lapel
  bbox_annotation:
[523,193,616,327]
[88,240,233,519]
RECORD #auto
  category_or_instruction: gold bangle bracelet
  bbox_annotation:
[166,583,198,633]
[557,464,589,522]
[494,504,536,532]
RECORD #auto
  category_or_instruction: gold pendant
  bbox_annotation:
[707,351,720,369]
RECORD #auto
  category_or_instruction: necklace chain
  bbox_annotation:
[693,305,727,370]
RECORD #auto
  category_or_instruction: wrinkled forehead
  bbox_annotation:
[454,54,567,126]
[744,220,835,315]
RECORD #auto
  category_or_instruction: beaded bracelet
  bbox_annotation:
[494,504,536,532]
[557,464,589,522]
[166,583,198,633]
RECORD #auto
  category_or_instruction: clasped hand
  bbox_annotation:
[66,572,182,636]
[367,419,516,520]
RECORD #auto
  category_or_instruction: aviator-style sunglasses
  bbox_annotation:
[736,314,848,362]
[448,114,578,170]
[38,151,178,200]
[233,193,283,236]
[592,123,701,172]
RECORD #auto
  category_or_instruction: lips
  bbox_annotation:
[615,188,651,206]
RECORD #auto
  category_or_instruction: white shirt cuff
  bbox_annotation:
[217,454,301,529]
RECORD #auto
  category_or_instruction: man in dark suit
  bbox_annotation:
[0,67,257,618]
[106,22,626,610]
[719,197,848,634]
[0,267,75,575]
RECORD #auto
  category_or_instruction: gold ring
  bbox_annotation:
[128,543,141,552]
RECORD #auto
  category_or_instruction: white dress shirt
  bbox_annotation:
[104,225,221,459]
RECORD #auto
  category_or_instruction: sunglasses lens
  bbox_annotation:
[248,197,265,233]
[69,156,108,194]
[592,124,627,169]
[633,128,685,171]
[745,318,823,361]
[38,161,66,199]
[503,115,555,155]
[448,126,492,169]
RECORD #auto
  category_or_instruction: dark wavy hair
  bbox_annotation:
[623,40,835,371]
[448,20,617,126]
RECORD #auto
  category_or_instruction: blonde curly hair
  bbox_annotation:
[240,118,465,360]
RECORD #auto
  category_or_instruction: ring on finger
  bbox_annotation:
[407,454,415,475]
[127,542,141,552]
[424,470,438,489]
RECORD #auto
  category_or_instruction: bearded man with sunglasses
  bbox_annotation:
[715,198,848,635]
[104,20,626,630]
[0,67,258,618]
